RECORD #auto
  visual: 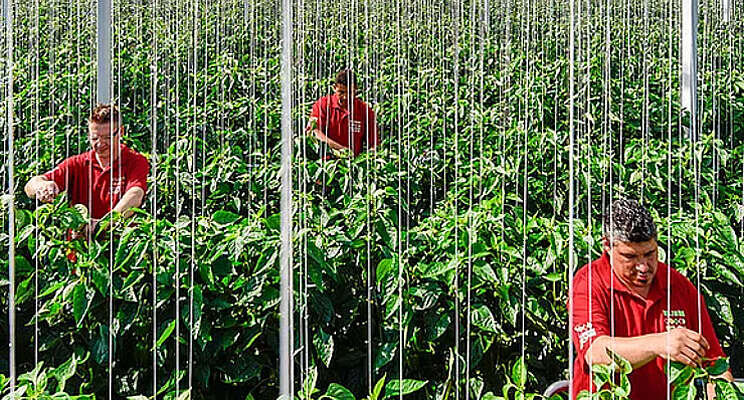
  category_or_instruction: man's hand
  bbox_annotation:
[306,117,318,134]
[36,180,60,203]
[655,327,710,367]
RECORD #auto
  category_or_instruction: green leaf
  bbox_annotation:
[50,354,77,392]
[672,383,696,400]
[157,320,177,348]
[72,283,94,327]
[668,362,693,386]
[511,357,527,387]
[313,329,334,367]
[383,379,427,398]
[324,383,355,400]
[471,304,497,333]
[715,380,739,400]
[370,374,386,400]
[606,348,632,375]
[705,357,729,376]
[299,367,318,400]
[213,210,240,225]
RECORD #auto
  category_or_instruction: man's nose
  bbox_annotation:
[635,263,650,272]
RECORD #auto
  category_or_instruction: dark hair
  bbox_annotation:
[89,103,121,128]
[335,69,356,88]
[603,198,657,243]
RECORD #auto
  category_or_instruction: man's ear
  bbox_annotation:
[601,236,611,254]
[117,125,125,137]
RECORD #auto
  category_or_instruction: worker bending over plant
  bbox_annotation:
[24,103,150,235]
[569,198,734,399]
[307,69,378,158]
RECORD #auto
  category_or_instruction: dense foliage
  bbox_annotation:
[1,0,743,399]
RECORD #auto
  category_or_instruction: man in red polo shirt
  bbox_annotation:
[569,198,734,399]
[24,103,149,234]
[307,69,378,158]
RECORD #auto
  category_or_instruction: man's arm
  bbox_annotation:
[25,175,60,203]
[586,328,710,369]
[112,187,145,218]
[313,128,347,150]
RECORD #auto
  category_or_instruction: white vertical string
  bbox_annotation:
[394,0,404,398]
[33,0,39,370]
[5,0,16,395]
[466,0,477,395]
[150,0,159,396]
[108,0,116,397]
[666,0,674,395]
[188,0,198,392]
[520,0,530,391]
[364,0,373,392]
[452,0,460,397]
[174,0,182,393]
[567,0,576,393]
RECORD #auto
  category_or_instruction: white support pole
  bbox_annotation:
[681,0,698,141]
[279,0,294,396]
[4,0,15,396]
[722,0,731,23]
[97,0,111,104]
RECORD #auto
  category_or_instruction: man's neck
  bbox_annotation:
[95,146,121,167]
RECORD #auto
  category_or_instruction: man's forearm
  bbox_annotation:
[313,129,346,150]
[113,187,145,217]
[586,335,661,369]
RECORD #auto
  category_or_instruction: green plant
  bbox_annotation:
[667,358,744,400]
[577,349,633,400]
[0,356,94,400]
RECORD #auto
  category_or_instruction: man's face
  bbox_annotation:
[334,83,355,109]
[88,121,120,156]
[605,238,659,296]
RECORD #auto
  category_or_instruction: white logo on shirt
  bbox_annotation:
[111,177,126,195]
[663,310,687,330]
[351,120,362,134]
[574,322,597,349]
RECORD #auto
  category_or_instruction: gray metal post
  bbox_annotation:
[279,0,294,396]
[723,0,731,23]
[681,0,698,141]
[97,0,111,104]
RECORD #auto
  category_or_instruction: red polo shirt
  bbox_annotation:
[569,252,725,399]
[44,144,149,219]
[311,94,378,156]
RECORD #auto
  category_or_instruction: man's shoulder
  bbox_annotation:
[58,151,92,168]
[575,255,610,278]
[663,263,698,292]
[315,95,333,106]
[121,145,149,168]
[355,98,374,113]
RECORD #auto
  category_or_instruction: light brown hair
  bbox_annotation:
[89,103,121,128]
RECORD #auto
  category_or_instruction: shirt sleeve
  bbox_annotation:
[42,156,77,192]
[365,107,378,149]
[311,98,326,132]
[125,154,150,194]
[698,294,726,362]
[569,268,611,369]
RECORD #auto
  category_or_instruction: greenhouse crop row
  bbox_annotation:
[1,0,743,399]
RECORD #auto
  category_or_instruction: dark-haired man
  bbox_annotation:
[24,104,149,232]
[307,69,378,157]
[569,198,734,399]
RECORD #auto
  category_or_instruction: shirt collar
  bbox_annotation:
[331,94,362,114]
[86,144,127,169]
